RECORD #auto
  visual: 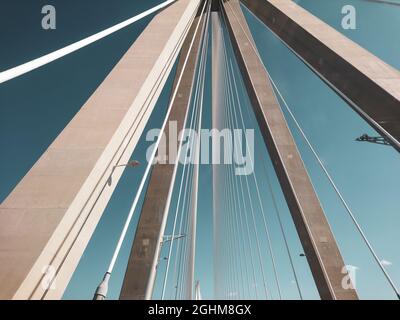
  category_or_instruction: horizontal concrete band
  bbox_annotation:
[0,0,200,300]
[241,0,400,150]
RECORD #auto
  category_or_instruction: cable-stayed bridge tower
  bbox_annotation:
[1,0,399,300]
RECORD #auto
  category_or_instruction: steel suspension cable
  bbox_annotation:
[226,0,400,299]
[92,2,208,301]
[161,2,210,299]
[225,56,283,299]
[219,6,285,299]
[222,21,262,299]
[220,55,234,299]
[175,6,211,298]
[220,33,270,299]
[186,3,211,298]
[228,52,302,299]
[270,76,400,299]
[222,69,245,299]
[0,0,178,84]
[222,22,271,299]
[223,53,257,299]
[228,58,303,300]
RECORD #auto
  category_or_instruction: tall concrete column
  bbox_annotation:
[0,0,201,300]
[221,0,358,300]
[119,4,207,300]
[241,0,400,151]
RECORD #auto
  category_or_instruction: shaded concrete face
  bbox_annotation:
[221,0,358,300]
[241,0,400,151]
[0,0,197,300]
[119,9,206,300]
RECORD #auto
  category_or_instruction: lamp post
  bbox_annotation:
[93,160,140,300]
[107,160,141,186]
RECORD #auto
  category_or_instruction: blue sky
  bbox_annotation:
[0,0,163,202]
[242,0,400,299]
[296,0,400,70]
[0,0,399,300]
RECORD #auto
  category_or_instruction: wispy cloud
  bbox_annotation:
[380,259,393,267]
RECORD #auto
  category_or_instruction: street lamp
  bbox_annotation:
[355,134,390,146]
[93,272,111,300]
[93,234,185,300]
[107,160,140,186]
[114,160,141,168]
[93,160,141,300]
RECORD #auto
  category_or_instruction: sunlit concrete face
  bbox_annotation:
[241,0,400,151]
[221,0,358,300]
[0,0,198,300]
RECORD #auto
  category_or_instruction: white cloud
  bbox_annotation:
[344,264,359,271]
[380,259,393,267]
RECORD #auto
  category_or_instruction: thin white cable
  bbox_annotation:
[225,55,251,298]
[224,70,260,300]
[224,165,237,299]
[231,53,302,298]
[220,25,261,299]
[175,24,207,297]
[262,153,304,300]
[146,3,211,301]
[223,55,249,300]
[225,1,340,300]
[224,43,283,301]
[228,151,253,299]
[224,52,252,300]
[226,104,256,299]
[222,80,238,300]
[174,163,195,299]
[217,26,257,299]
[219,57,230,299]
[172,135,197,299]
[186,4,211,299]
[0,0,176,84]
[160,57,199,299]
[226,154,246,299]
[221,35,270,299]
[221,28,275,299]
[179,163,197,299]
[269,75,400,299]
[223,43,241,300]
[242,4,400,152]
[177,21,209,300]
[222,4,310,299]
[106,0,207,275]
[161,3,210,298]
[175,45,207,297]
[172,55,202,299]
[227,1,400,299]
